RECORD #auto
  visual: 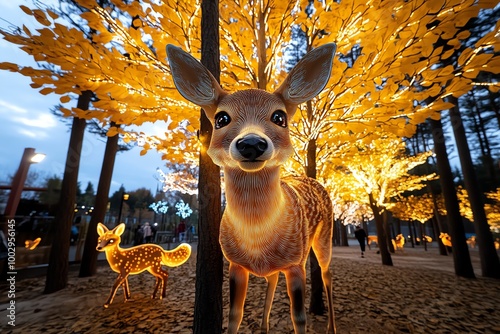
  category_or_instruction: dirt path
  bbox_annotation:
[1,242,499,333]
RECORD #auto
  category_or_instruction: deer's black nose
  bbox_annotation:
[236,135,268,161]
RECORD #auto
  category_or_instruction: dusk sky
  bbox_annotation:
[0,1,171,197]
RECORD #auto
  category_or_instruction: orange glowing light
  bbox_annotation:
[24,237,41,250]
[96,223,191,308]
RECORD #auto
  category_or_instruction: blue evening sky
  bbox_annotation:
[0,1,171,197]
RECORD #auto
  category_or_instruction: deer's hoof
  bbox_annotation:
[103,304,110,309]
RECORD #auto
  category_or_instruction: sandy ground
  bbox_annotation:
[0,241,499,334]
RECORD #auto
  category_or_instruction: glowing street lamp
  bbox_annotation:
[4,148,46,220]
[117,192,129,224]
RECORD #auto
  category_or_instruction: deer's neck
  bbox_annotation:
[223,166,285,225]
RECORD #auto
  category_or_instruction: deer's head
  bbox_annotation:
[96,223,124,251]
[166,44,335,172]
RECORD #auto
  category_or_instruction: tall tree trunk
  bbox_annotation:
[44,90,91,293]
[408,220,415,248]
[194,1,224,333]
[256,4,267,90]
[429,117,475,278]
[341,224,349,246]
[385,212,395,253]
[448,97,500,278]
[368,193,393,266]
[79,124,120,277]
[305,116,326,315]
[470,92,498,188]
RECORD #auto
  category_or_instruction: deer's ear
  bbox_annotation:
[97,223,107,236]
[166,44,226,118]
[114,223,126,237]
[274,43,336,112]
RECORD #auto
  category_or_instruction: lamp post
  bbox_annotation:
[4,147,46,220]
[117,192,129,224]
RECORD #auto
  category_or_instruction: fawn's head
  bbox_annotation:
[96,223,124,251]
[167,44,335,172]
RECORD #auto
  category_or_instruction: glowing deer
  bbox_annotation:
[439,232,452,248]
[167,43,336,334]
[96,223,191,308]
[392,234,405,251]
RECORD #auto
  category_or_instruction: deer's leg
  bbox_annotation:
[152,275,161,299]
[312,236,336,334]
[284,266,306,334]
[260,272,279,333]
[105,274,127,308]
[228,263,249,334]
[123,278,131,300]
[160,269,169,299]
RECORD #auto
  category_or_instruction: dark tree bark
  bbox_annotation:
[448,97,500,279]
[305,120,326,315]
[340,224,349,246]
[368,193,393,266]
[44,90,91,293]
[429,117,475,278]
[193,0,224,333]
[79,124,120,277]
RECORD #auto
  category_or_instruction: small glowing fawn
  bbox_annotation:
[439,232,452,248]
[167,43,336,333]
[96,223,191,308]
[392,234,405,251]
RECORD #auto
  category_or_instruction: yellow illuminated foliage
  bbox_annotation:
[0,0,498,167]
[390,194,435,223]
[288,0,500,178]
[458,186,500,231]
[96,223,191,308]
[327,136,437,212]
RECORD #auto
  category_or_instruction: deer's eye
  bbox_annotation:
[214,111,231,129]
[271,110,287,128]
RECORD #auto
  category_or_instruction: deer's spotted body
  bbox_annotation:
[96,223,191,308]
[167,43,336,334]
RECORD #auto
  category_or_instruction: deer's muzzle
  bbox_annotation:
[236,135,268,161]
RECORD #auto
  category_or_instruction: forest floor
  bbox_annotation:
[1,240,499,334]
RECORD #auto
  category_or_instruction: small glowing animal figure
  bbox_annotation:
[392,234,405,251]
[96,223,191,308]
[167,43,336,334]
[466,236,476,248]
[367,235,378,250]
[25,237,41,250]
[422,235,433,243]
[439,232,452,248]
[495,238,500,250]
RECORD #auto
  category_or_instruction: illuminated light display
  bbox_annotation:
[392,234,405,251]
[439,232,452,248]
[25,237,41,250]
[96,223,191,308]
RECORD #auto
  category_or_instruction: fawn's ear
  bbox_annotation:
[113,223,126,237]
[166,44,226,118]
[274,43,336,114]
[97,223,107,237]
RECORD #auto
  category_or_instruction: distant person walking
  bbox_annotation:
[354,225,368,258]
[143,222,153,243]
[178,220,186,242]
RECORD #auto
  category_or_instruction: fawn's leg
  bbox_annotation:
[284,266,306,334]
[313,232,336,334]
[105,274,127,308]
[160,269,169,299]
[152,275,161,299]
[228,263,249,334]
[260,272,279,333]
[123,278,131,300]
